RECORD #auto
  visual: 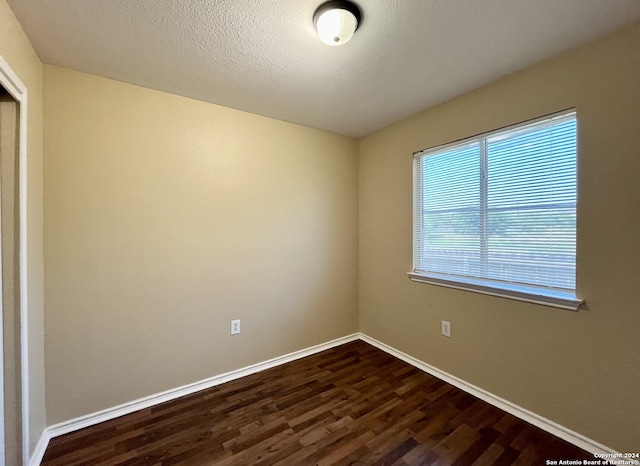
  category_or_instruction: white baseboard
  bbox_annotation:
[29,331,616,465]
[28,430,51,466]
[358,333,616,456]
[30,333,359,465]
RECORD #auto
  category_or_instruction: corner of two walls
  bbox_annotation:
[39,17,640,456]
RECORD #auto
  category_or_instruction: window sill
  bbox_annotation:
[407,272,583,311]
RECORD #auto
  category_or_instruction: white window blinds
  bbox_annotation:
[412,110,581,309]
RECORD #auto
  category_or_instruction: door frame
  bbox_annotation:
[0,55,30,466]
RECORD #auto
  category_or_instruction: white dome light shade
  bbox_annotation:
[313,1,361,46]
[316,9,357,45]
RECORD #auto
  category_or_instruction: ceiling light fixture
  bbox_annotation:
[313,1,362,46]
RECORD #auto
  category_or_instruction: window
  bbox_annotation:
[409,110,582,310]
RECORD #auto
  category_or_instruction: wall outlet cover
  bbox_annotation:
[442,320,451,337]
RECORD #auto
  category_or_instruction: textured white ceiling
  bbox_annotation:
[7,0,640,137]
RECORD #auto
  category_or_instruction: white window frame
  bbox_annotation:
[408,110,583,310]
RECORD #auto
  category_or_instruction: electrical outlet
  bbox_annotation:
[442,320,451,337]
[231,319,241,335]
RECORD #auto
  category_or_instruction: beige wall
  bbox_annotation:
[358,22,640,452]
[0,0,46,458]
[43,65,359,424]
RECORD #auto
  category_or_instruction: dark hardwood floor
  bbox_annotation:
[41,340,592,465]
